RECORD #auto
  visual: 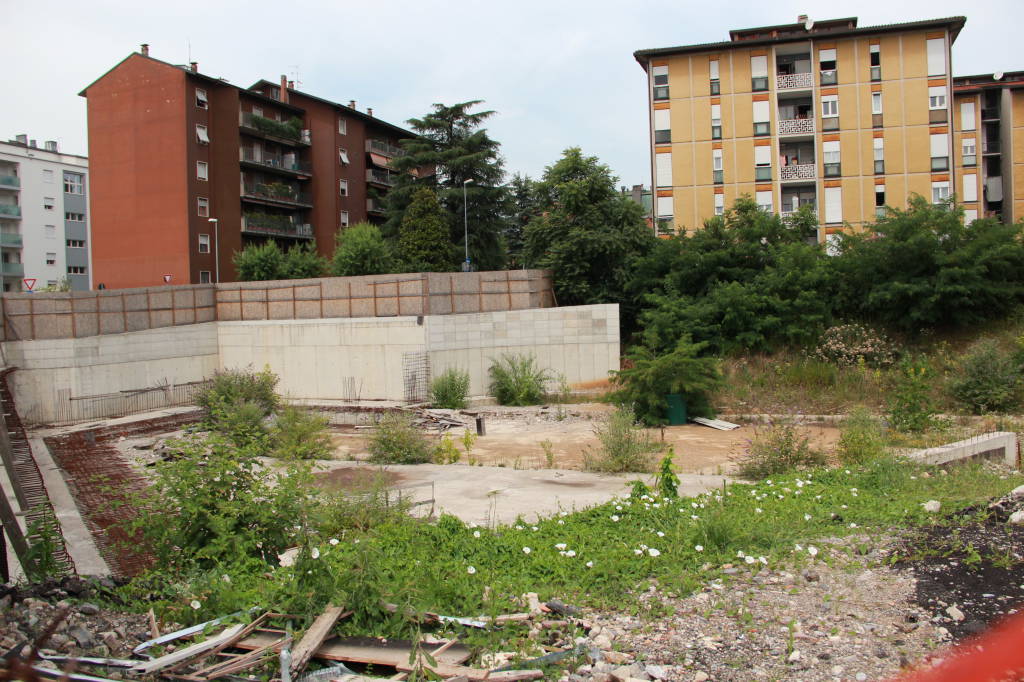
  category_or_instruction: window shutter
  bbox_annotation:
[926,38,946,76]
[963,174,977,202]
[712,149,723,171]
[755,190,773,211]
[652,65,668,78]
[752,100,769,123]
[750,55,768,78]
[755,145,771,166]
[818,48,837,63]
[930,133,948,158]
[824,186,843,223]
[655,152,673,187]
[873,137,884,160]
[960,101,976,130]
[710,104,721,122]
[964,209,978,223]
[823,140,840,163]
[709,60,720,80]
[657,196,674,218]
[654,109,671,131]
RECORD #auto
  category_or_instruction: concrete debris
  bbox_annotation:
[922,500,942,513]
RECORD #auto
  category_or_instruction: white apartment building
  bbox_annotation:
[0,135,91,292]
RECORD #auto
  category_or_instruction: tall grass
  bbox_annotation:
[431,368,471,409]
[488,353,552,406]
[583,407,663,473]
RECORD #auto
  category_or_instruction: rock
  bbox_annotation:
[693,673,710,682]
[593,634,613,650]
[67,625,95,649]
[963,620,987,635]
[922,500,941,513]
[787,649,801,663]
[1008,484,1024,499]
[1009,510,1024,525]
[802,570,820,582]
[100,631,120,649]
[78,603,101,616]
[856,674,868,681]
[591,674,614,682]
[645,664,667,680]
[946,605,965,622]
[604,651,632,665]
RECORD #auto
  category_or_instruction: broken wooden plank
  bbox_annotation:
[394,662,543,681]
[132,609,255,655]
[234,633,472,668]
[175,612,277,674]
[132,623,245,675]
[692,417,741,431]
[290,604,347,675]
[197,638,285,680]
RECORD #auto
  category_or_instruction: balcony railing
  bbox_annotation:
[982,140,1000,154]
[982,108,1000,121]
[778,118,815,136]
[241,183,312,206]
[781,205,816,217]
[240,149,312,174]
[366,139,407,157]
[776,72,813,90]
[0,262,24,277]
[241,213,314,239]
[780,163,816,181]
[0,205,21,218]
[0,175,19,189]
[0,233,23,248]
[367,197,386,214]
[367,169,397,186]
[239,112,311,145]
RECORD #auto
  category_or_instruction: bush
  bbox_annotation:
[197,367,279,419]
[271,406,333,460]
[582,408,662,473]
[368,412,434,464]
[888,358,936,432]
[211,399,270,453]
[836,408,888,464]
[735,422,826,480]
[431,368,471,409]
[949,339,1022,414]
[813,323,898,368]
[331,222,395,276]
[313,471,412,534]
[488,353,552,406]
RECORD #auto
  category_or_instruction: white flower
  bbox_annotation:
[737,550,745,558]
[516,525,524,530]
[329,538,339,546]
[566,550,577,557]
[611,515,620,522]
[640,544,648,550]
[657,531,665,537]
[190,600,201,610]
[807,546,819,557]
[634,549,643,555]
[311,547,320,559]
[804,514,812,521]
[354,539,360,544]
[755,508,763,514]
[560,511,568,517]
[744,555,756,564]
[692,502,699,508]
[648,548,661,557]
[616,505,623,510]
[473,530,481,538]
[758,556,767,565]
[796,480,805,488]
[221,574,231,583]
[467,566,477,574]
[523,547,532,554]
[555,543,567,550]
[691,515,700,521]
[558,519,565,525]
[841,504,848,509]
[849,522,858,528]
[653,503,661,508]
[795,543,803,551]
[845,470,851,474]
[531,526,539,531]
[586,561,594,568]
[695,545,704,552]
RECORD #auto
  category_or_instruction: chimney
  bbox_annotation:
[29,140,37,148]
[190,61,198,72]
[141,43,149,56]
[349,100,356,109]
[280,75,289,104]
[367,107,373,117]
[45,141,58,152]
[798,14,808,23]
[15,134,27,145]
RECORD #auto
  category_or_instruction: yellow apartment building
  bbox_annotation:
[634,15,969,246]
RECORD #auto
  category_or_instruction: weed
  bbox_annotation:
[314,470,412,534]
[461,428,477,456]
[735,422,826,480]
[540,439,556,468]
[434,432,461,464]
[583,408,662,473]
[197,367,279,421]
[948,339,1022,414]
[431,368,471,410]
[488,353,552,406]
[22,506,65,581]
[653,448,680,499]
[270,405,332,460]
[368,412,435,464]
[836,408,888,465]
[888,358,937,432]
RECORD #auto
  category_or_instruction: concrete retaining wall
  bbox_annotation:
[907,431,1019,467]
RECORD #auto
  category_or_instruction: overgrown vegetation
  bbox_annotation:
[270,406,333,460]
[582,407,662,473]
[233,241,327,281]
[368,412,435,464]
[488,353,552,406]
[431,368,471,409]
[735,422,827,480]
[330,222,395,276]
[948,339,1022,414]
[836,408,889,465]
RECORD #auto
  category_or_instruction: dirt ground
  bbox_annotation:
[331,404,841,475]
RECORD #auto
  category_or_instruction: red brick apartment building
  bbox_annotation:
[80,46,419,288]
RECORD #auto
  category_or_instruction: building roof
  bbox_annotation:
[954,71,1024,92]
[634,15,966,69]
[0,139,88,162]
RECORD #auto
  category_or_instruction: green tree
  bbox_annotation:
[504,173,540,268]
[282,242,327,279]
[331,222,395,276]
[233,241,285,281]
[398,188,454,271]
[523,147,656,307]
[384,101,508,270]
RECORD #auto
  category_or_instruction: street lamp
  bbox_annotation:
[462,179,474,272]
[207,218,220,283]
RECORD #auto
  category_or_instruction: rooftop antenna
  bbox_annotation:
[804,18,815,31]
[289,64,302,90]
[993,71,1005,81]
[187,39,191,64]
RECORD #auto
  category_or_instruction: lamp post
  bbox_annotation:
[462,179,474,272]
[207,218,220,283]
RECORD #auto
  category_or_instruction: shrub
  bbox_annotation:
[331,222,395,276]
[948,339,1022,414]
[488,353,552,406]
[197,367,279,419]
[583,407,662,473]
[654,449,680,499]
[313,471,412,534]
[368,412,434,464]
[836,408,888,464]
[270,406,333,460]
[211,399,270,453]
[735,422,826,480]
[888,358,936,432]
[813,323,898,368]
[431,368,471,409]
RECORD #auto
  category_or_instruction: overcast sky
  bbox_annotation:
[4,0,1022,187]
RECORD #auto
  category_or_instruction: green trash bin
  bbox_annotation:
[665,394,687,426]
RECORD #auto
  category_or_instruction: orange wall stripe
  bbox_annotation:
[752,93,770,102]
[656,189,674,197]
[816,42,836,49]
[925,31,945,39]
[871,83,882,92]
[874,177,886,185]
[820,87,839,96]
[930,126,949,135]
[822,134,841,142]
[652,60,668,67]
[754,139,772,146]
[714,187,724,194]
[710,97,721,105]
[824,180,842,188]
[653,102,670,110]
[928,78,948,88]
[712,142,723,150]
[873,130,885,138]
[755,184,773,191]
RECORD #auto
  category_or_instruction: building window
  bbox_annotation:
[709,60,719,95]
[197,196,209,217]
[753,100,770,136]
[46,280,57,288]
[656,195,673,219]
[196,88,208,109]
[926,37,946,77]
[196,124,210,144]
[964,209,978,224]
[824,186,843,224]
[823,140,841,177]
[871,92,882,115]
[197,161,208,180]
[875,185,886,219]
[199,233,211,253]
[268,86,281,101]
[339,179,349,196]
[714,193,725,216]
[44,225,56,239]
[68,266,88,275]
[931,181,950,204]
[930,133,949,171]
[755,190,772,213]
[652,65,669,100]
[962,173,978,203]
[338,117,347,134]
[962,138,977,167]
[712,149,723,184]
[340,210,350,227]
[710,104,722,139]
[45,252,56,266]
[869,45,881,81]
[65,212,85,222]
[873,137,885,174]
[655,152,673,187]
[821,95,838,119]
[819,48,837,85]
[42,169,54,183]
[63,172,84,194]
[654,108,671,144]
[339,147,350,165]
[66,239,85,248]
[928,86,947,110]
[199,271,212,284]
[961,101,976,131]
[750,55,768,91]
[43,197,55,210]
[754,145,772,181]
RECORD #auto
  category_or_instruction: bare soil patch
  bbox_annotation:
[312,466,404,492]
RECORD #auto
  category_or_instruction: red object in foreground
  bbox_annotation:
[886,610,1024,682]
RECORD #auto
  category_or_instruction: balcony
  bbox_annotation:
[366,139,407,158]
[0,233,23,248]
[239,112,311,146]
[778,118,815,136]
[241,213,314,239]
[982,108,1000,121]
[982,140,1001,155]
[0,175,19,190]
[241,182,312,207]
[820,69,837,85]
[780,163,816,181]
[367,168,398,187]
[240,149,312,175]
[776,72,813,90]
[0,205,21,218]
[367,197,386,214]
[0,262,24,277]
